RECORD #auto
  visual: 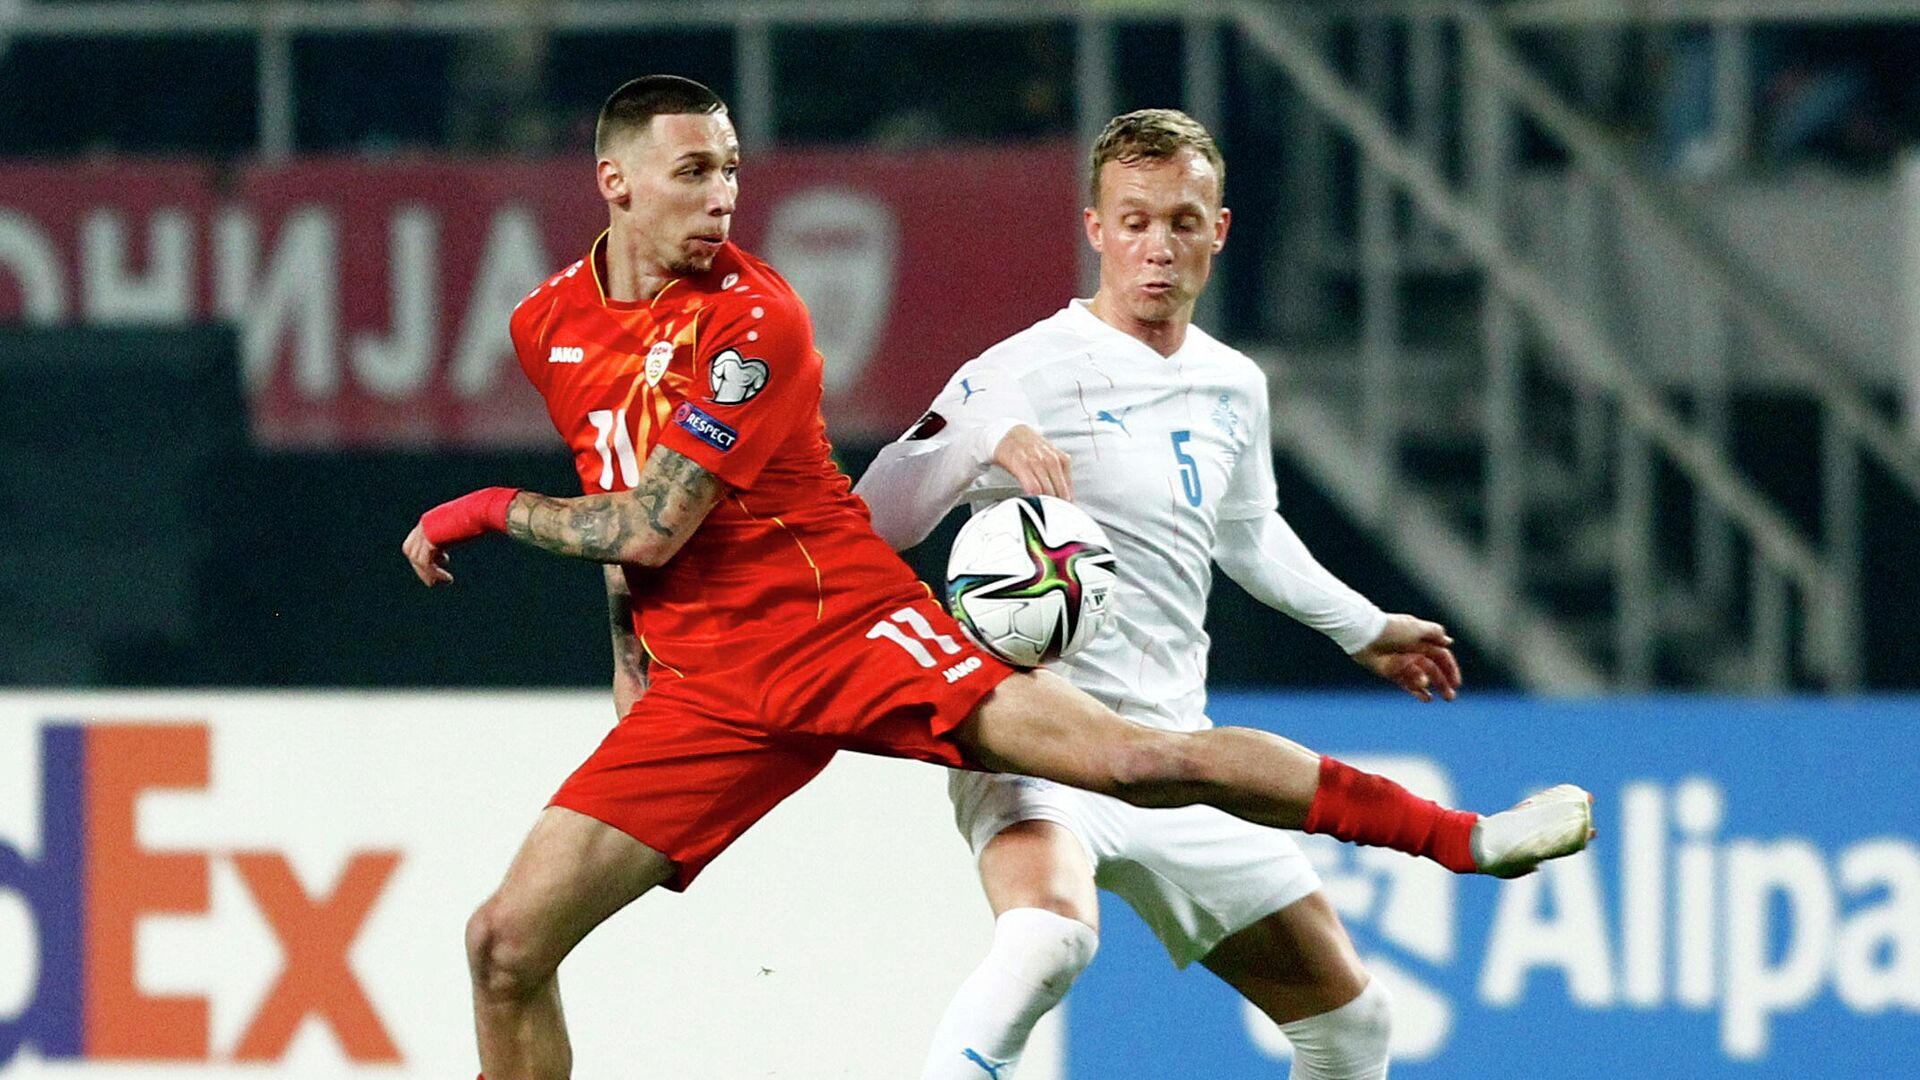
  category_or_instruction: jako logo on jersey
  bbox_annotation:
[548,345,584,364]
[708,347,769,405]
[673,402,738,452]
[0,723,402,1065]
[942,656,983,684]
[1251,763,1920,1065]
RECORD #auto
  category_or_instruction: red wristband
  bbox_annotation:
[420,486,520,546]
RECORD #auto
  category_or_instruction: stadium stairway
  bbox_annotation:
[1231,2,1920,692]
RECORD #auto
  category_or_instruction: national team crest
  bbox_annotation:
[644,341,673,387]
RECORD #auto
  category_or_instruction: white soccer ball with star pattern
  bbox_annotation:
[945,496,1118,668]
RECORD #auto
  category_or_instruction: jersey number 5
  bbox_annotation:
[1171,430,1203,507]
[588,408,641,489]
[866,607,963,668]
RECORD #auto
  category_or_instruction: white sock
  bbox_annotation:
[919,907,1098,1080]
[1278,977,1394,1080]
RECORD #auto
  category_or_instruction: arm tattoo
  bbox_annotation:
[605,565,648,695]
[506,446,723,563]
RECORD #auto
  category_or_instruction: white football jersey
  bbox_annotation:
[921,300,1277,730]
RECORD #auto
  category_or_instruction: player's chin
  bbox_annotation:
[670,251,717,275]
[1129,294,1183,322]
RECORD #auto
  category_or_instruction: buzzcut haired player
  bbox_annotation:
[402,82,1594,1080]
[857,107,1578,1080]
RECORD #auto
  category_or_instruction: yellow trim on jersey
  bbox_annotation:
[640,634,685,679]
[589,229,610,303]
[771,516,826,622]
[730,494,826,622]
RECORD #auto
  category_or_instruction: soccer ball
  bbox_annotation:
[945,495,1118,668]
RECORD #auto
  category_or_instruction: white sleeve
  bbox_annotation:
[853,360,1037,551]
[1213,513,1388,654]
[1217,369,1279,521]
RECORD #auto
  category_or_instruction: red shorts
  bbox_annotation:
[549,595,1014,889]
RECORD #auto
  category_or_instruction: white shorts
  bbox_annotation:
[948,768,1324,968]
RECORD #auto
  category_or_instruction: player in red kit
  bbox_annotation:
[400,76,1593,1080]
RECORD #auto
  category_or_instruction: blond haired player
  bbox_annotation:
[858,110,1576,1080]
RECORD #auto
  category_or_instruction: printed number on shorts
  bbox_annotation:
[865,607,964,668]
[588,408,641,488]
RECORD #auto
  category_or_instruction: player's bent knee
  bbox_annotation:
[465,898,559,1002]
[1351,976,1397,1045]
[1283,976,1394,1079]
[1353,977,1393,1051]
[992,907,1099,1003]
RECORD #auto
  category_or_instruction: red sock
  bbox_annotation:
[1303,756,1479,873]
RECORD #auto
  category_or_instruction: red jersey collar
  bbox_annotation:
[588,229,739,312]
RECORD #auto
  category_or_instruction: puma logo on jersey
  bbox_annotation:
[548,345,585,364]
[1096,405,1133,435]
[962,1048,1010,1077]
[942,656,983,684]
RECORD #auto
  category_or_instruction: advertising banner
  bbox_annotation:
[5,692,1910,1078]
[1072,694,1920,1080]
[0,692,1063,1079]
[0,148,1079,447]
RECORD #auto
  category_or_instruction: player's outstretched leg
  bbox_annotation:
[921,822,1098,1080]
[955,669,1592,877]
[467,807,674,1080]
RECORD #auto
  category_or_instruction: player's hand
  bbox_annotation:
[994,425,1073,500]
[402,522,455,587]
[1352,613,1461,703]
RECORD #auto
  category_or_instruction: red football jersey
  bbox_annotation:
[510,233,931,675]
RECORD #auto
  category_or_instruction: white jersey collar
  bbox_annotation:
[1063,298,1207,365]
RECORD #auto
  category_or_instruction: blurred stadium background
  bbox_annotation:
[1,1,1916,1077]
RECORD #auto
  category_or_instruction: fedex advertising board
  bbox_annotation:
[0,149,1078,447]
[0,693,1057,1078]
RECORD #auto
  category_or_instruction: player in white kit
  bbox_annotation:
[856,110,1467,1080]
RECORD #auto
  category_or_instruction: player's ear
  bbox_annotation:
[1213,205,1231,253]
[1083,206,1103,253]
[597,157,631,207]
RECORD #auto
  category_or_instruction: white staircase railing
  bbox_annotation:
[1239,2,1852,691]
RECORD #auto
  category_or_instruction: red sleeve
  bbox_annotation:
[509,290,554,395]
[657,293,818,491]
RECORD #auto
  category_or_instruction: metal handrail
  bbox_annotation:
[1303,0,1920,23]
[5,0,1200,34]
[1460,5,1920,502]
[1235,3,1837,602]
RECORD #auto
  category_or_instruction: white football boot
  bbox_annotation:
[1471,784,1594,878]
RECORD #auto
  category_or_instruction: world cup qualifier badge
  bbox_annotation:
[708,347,769,405]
